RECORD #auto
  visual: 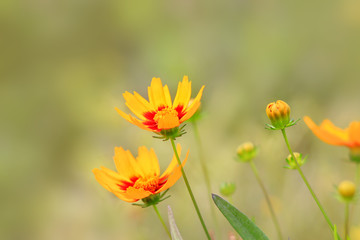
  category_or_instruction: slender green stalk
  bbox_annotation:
[169,138,211,240]
[192,122,212,202]
[192,122,219,227]
[281,129,335,233]
[344,202,350,240]
[356,163,360,187]
[153,204,171,239]
[249,160,283,240]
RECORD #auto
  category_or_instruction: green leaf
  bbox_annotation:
[167,205,183,240]
[212,194,269,240]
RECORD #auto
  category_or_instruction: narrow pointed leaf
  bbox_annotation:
[212,194,269,240]
[168,205,183,240]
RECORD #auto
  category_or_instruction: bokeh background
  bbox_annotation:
[1,0,360,239]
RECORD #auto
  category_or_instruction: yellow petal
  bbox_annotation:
[173,76,191,109]
[156,149,189,194]
[349,121,360,146]
[148,78,168,109]
[304,116,347,146]
[163,85,172,108]
[93,168,129,199]
[160,144,182,179]
[136,146,160,177]
[115,107,152,131]
[123,91,150,120]
[180,101,200,122]
[122,186,152,200]
[113,147,144,179]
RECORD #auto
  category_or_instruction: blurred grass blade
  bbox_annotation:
[212,194,269,240]
[333,225,338,240]
[168,205,183,240]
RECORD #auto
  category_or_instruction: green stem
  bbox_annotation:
[281,129,335,233]
[192,122,219,228]
[249,160,283,240]
[344,202,349,240]
[356,163,360,187]
[153,204,171,239]
[169,138,211,240]
[192,122,212,202]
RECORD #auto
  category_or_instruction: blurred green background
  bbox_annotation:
[1,0,360,239]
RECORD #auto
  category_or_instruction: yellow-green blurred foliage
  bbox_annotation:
[1,0,360,239]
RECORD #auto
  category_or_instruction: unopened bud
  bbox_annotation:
[220,182,236,197]
[285,152,306,169]
[350,147,360,163]
[236,142,258,162]
[338,180,356,199]
[266,100,291,129]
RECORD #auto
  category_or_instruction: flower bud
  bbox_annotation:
[266,100,291,129]
[236,142,258,162]
[350,147,360,163]
[338,180,356,199]
[220,182,236,197]
[284,152,306,169]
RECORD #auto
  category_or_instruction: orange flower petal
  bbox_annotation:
[93,168,126,194]
[173,76,192,109]
[123,91,151,120]
[115,107,151,131]
[304,116,347,146]
[136,146,160,177]
[148,78,168,109]
[180,101,201,122]
[156,149,189,193]
[320,119,349,142]
[349,121,360,146]
[113,147,143,179]
[122,186,152,201]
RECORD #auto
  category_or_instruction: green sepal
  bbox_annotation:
[132,190,171,208]
[333,184,358,203]
[265,118,301,131]
[284,154,307,170]
[152,125,187,141]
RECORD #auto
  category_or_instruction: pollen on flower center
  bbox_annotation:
[153,107,180,129]
[133,176,159,193]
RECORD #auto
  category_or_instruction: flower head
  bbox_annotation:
[93,144,188,203]
[116,76,205,132]
[304,116,360,162]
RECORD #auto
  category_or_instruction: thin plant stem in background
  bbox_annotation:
[192,121,219,226]
[153,204,171,239]
[281,129,335,234]
[169,138,211,240]
[356,164,360,186]
[344,202,350,240]
[249,160,283,240]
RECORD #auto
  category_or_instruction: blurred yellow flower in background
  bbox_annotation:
[304,116,360,161]
[93,144,188,202]
[116,76,205,132]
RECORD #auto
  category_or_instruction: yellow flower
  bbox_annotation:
[93,144,188,202]
[116,76,205,132]
[304,116,360,161]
